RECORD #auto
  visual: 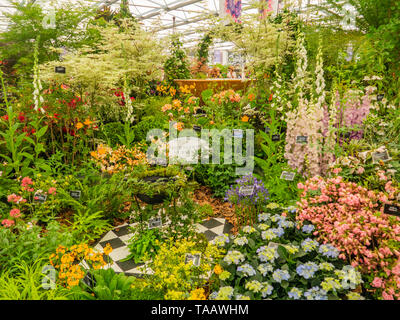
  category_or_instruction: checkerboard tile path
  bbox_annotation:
[90,218,233,276]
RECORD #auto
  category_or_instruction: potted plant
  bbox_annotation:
[128,165,186,205]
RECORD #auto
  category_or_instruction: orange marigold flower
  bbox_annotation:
[241,115,249,122]
[76,122,84,130]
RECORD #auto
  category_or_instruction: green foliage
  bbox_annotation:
[210,205,364,300]
[194,163,238,198]
[98,122,125,147]
[40,19,165,107]
[163,35,191,85]
[0,221,74,274]
[196,34,213,62]
[129,280,165,300]
[75,268,135,300]
[255,130,300,204]
[83,172,134,221]
[0,259,70,300]
[117,122,136,148]
[133,115,166,143]
[0,1,97,79]
[122,228,162,263]
[68,207,111,243]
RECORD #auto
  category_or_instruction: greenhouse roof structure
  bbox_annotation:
[0,0,355,49]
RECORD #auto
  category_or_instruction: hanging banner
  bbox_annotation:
[260,0,280,18]
[225,0,242,23]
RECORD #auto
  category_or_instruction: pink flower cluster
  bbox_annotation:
[296,175,400,299]
[1,208,21,228]
[21,177,34,192]
[7,193,27,204]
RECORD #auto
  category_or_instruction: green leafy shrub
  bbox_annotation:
[73,268,135,300]
[0,221,74,274]
[98,122,125,147]
[133,116,166,143]
[0,259,70,300]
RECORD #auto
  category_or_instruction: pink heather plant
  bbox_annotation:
[296,175,400,299]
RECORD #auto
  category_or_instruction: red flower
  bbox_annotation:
[1,114,9,121]
[18,112,26,122]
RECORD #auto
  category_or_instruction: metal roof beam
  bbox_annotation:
[138,0,204,20]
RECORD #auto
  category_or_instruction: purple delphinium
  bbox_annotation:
[224,174,269,207]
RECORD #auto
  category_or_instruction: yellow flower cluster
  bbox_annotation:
[90,143,147,173]
[156,84,176,97]
[136,239,224,300]
[188,288,207,300]
[179,84,195,95]
[49,243,112,289]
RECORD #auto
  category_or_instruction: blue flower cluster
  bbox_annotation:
[296,262,319,279]
[301,224,315,234]
[237,263,256,277]
[224,174,269,207]
[278,217,295,229]
[272,269,290,283]
[256,246,277,263]
[288,287,302,300]
[318,244,340,259]
[258,213,271,222]
[304,286,328,300]
[287,207,297,214]
[301,238,319,253]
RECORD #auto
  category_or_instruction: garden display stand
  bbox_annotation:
[174,79,253,103]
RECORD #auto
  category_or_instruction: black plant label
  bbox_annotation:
[55,66,66,74]
[383,204,400,217]
[70,190,81,200]
[272,134,280,141]
[296,136,308,144]
[148,217,162,229]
